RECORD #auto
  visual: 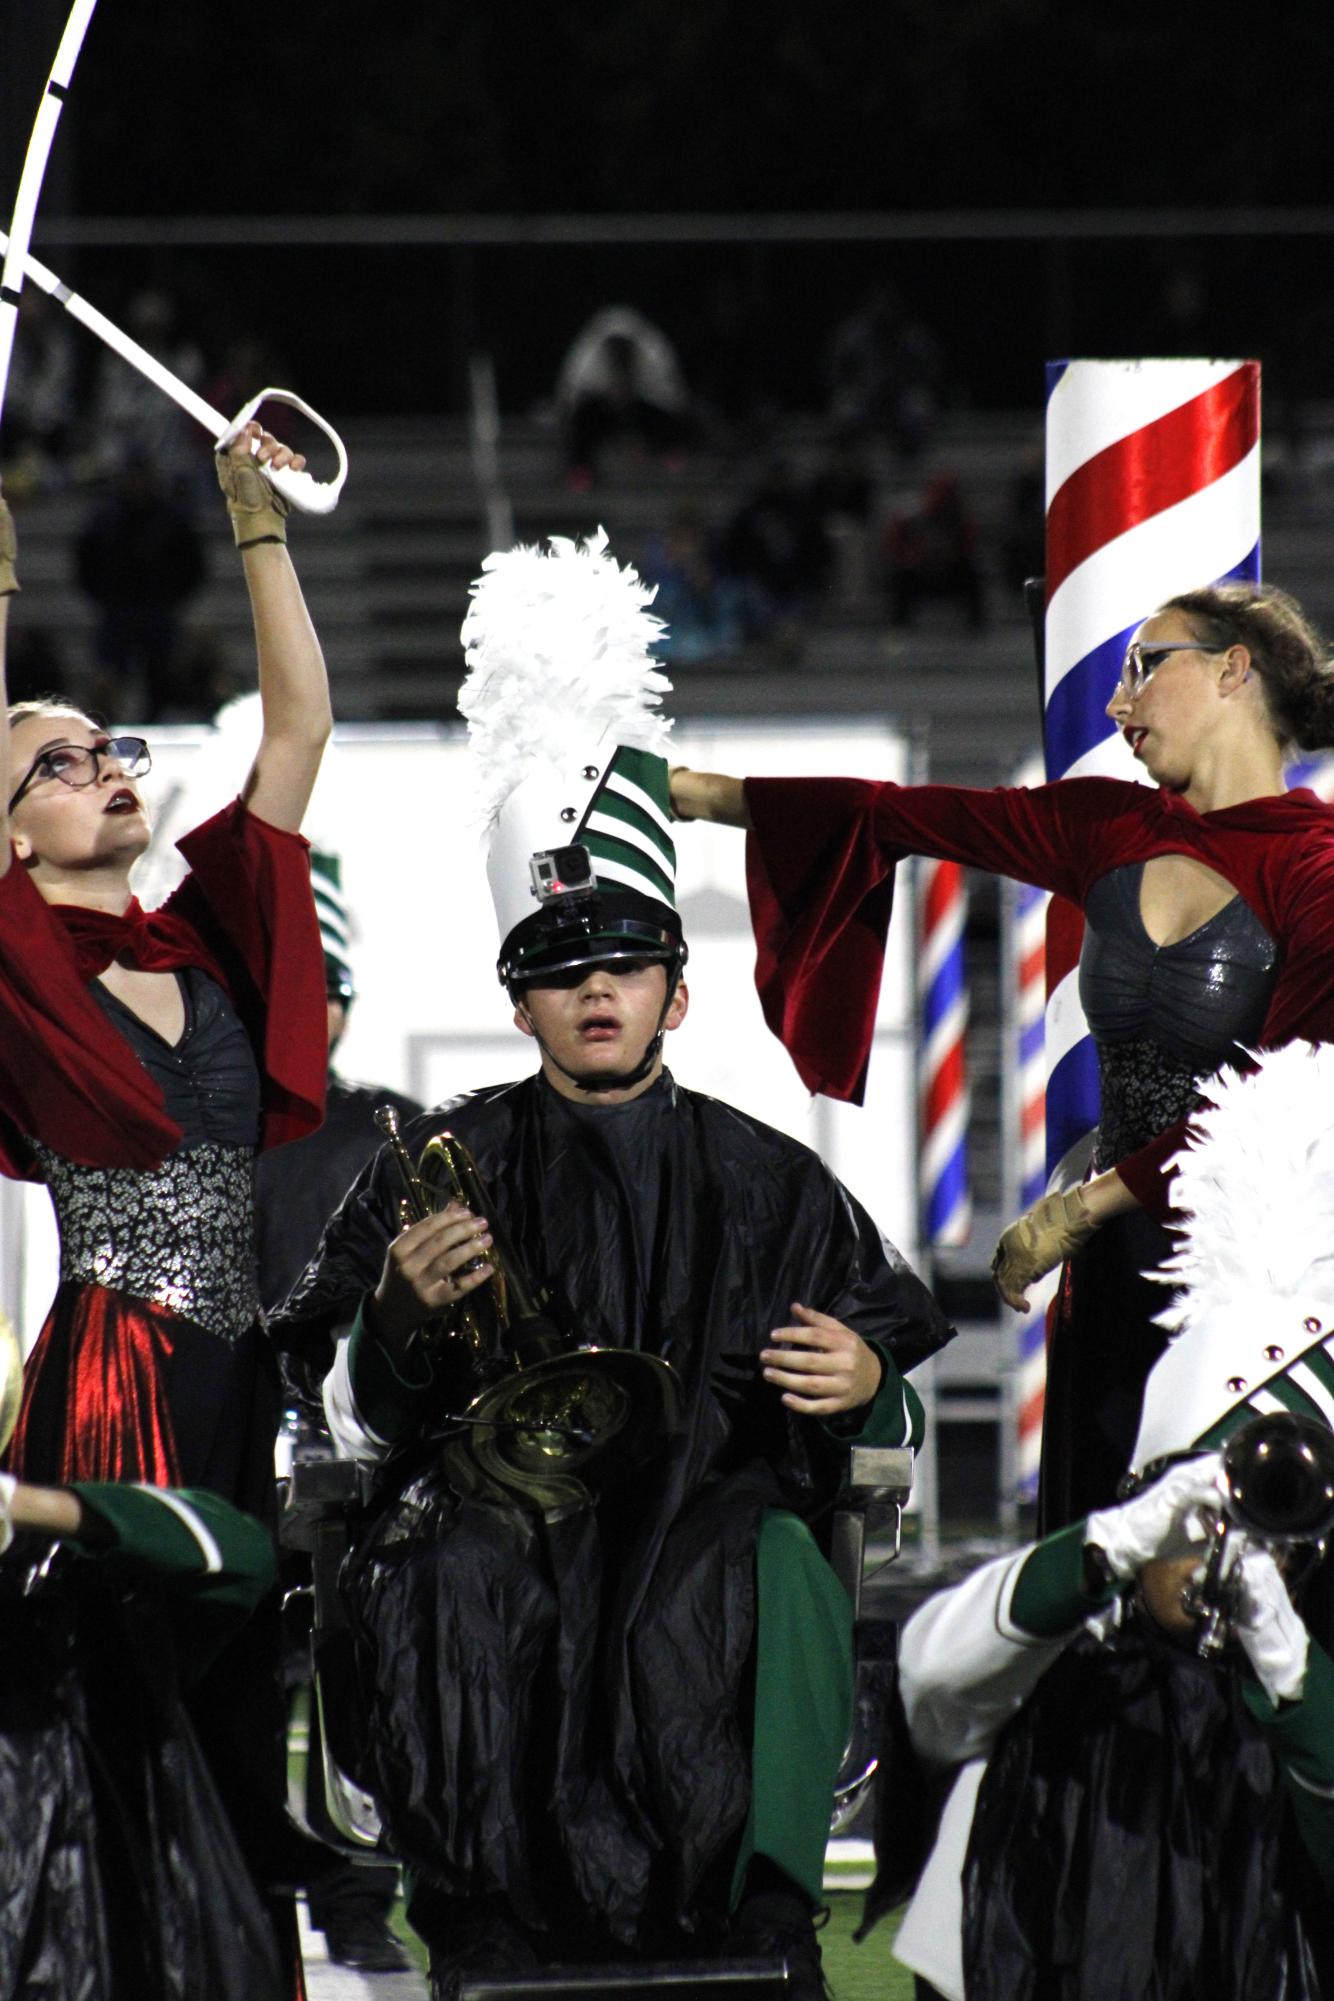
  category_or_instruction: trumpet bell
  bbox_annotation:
[1223,1411,1334,1543]
[467,1348,683,1490]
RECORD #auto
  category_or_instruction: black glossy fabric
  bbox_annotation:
[1037,867,1280,1523]
[1038,1210,1178,1531]
[962,1616,1332,2001]
[93,967,263,1151]
[1080,863,1278,1066]
[0,1553,285,2001]
[273,1070,951,1946]
[254,1075,422,1313]
[1081,861,1278,1171]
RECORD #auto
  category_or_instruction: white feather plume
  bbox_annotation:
[1151,1041,1334,1334]
[458,529,672,827]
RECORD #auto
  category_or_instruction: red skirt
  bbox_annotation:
[7,1279,280,1513]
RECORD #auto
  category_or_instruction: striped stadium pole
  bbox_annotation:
[1287,755,1334,800]
[919,856,970,1247]
[1012,847,1051,1501]
[1042,360,1261,1182]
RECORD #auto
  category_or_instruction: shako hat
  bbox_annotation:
[459,530,686,990]
[310,849,355,1005]
[1133,1041,1334,1472]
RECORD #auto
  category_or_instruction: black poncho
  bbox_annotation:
[274,1070,951,1943]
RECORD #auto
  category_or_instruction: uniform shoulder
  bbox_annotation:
[679,1082,836,1179]
[401,1077,532,1148]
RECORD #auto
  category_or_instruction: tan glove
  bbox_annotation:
[216,447,289,550]
[0,490,18,596]
[992,1186,1097,1309]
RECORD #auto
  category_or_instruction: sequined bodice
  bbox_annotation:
[1080,863,1279,1170]
[28,1138,260,1342]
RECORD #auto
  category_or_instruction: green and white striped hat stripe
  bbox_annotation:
[310,851,352,959]
[578,746,677,910]
[1194,1341,1334,1451]
[313,882,351,956]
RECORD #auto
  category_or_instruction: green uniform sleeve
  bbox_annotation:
[344,1296,439,1443]
[1008,1519,1120,1638]
[69,1482,277,1679]
[1244,1639,1334,1886]
[820,1339,925,1448]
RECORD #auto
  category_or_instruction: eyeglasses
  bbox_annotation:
[1115,640,1227,701]
[7,734,151,815]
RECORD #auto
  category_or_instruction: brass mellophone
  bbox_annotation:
[1184,1411,1334,1657]
[374,1106,683,1517]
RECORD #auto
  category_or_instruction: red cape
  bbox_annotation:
[744,774,1334,1219]
[0,798,327,1178]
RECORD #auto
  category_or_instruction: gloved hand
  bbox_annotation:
[1084,1453,1224,1582]
[1233,1541,1309,1705]
[0,487,18,596]
[216,431,290,550]
[0,1472,15,1555]
[992,1187,1097,1310]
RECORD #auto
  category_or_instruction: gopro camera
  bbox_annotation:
[530,844,596,905]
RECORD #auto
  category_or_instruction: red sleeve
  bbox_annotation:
[0,861,182,1176]
[743,774,1134,1105]
[168,800,327,1151]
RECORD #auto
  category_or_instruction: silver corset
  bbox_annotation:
[1091,1040,1204,1175]
[28,1139,260,1343]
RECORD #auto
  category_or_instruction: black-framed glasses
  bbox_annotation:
[7,734,151,815]
[1115,640,1228,702]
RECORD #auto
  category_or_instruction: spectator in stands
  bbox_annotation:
[641,506,746,666]
[75,452,208,720]
[1,290,78,489]
[556,305,694,486]
[824,284,943,460]
[808,429,878,610]
[721,458,831,644]
[92,289,206,491]
[883,471,986,630]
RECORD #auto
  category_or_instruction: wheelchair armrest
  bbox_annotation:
[830,1445,914,1618]
[279,1456,374,1554]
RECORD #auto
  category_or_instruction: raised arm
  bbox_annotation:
[216,422,332,834]
[670,766,749,827]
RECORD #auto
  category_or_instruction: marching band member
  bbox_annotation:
[273,534,951,2000]
[891,1043,1334,2000]
[670,585,1334,1526]
[0,429,329,1506]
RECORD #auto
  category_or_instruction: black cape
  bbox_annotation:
[963,1615,1334,2001]
[0,1553,285,2001]
[273,1071,951,1944]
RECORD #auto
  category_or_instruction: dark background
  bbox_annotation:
[5,2,1334,419]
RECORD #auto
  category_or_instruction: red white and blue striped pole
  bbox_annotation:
[919,856,970,1247]
[1041,360,1261,1181]
[1011,845,1050,1501]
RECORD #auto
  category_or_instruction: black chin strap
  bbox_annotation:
[516,969,680,1096]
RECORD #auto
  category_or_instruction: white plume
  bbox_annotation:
[458,529,672,828]
[1151,1042,1334,1334]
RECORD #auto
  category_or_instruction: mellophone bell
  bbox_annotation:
[372,1105,684,1522]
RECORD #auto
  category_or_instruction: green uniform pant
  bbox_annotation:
[730,1507,855,1908]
